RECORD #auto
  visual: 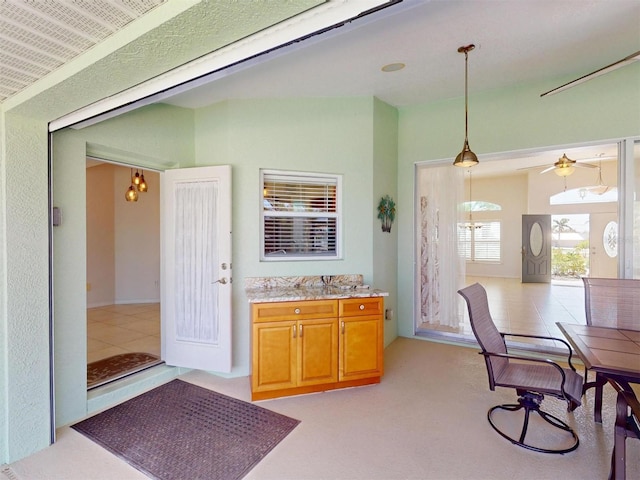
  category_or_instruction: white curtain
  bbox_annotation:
[174,181,219,344]
[416,164,465,328]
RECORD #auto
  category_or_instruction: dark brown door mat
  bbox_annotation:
[71,379,300,480]
[87,352,163,389]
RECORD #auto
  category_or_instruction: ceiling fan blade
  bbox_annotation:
[539,165,555,174]
[574,162,598,169]
[541,50,640,97]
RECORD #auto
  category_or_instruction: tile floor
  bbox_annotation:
[87,303,160,363]
[420,276,587,350]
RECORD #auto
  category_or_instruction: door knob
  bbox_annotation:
[213,278,228,285]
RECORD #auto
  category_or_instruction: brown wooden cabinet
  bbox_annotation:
[251,297,383,400]
[339,297,384,381]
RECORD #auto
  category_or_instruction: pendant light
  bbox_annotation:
[453,44,479,168]
[138,170,148,192]
[132,169,141,186]
[125,185,139,202]
[125,168,139,202]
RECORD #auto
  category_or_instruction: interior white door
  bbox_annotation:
[161,165,232,372]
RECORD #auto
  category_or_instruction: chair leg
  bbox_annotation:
[487,392,579,454]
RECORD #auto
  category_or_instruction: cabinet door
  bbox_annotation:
[339,315,383,381]
[252,321,297,392]
[298,318,338,386]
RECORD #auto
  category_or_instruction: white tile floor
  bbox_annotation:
[87,303,160,363]
[420,276,586,349]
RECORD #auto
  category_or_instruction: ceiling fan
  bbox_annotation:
[538,153,598,176]
[516,153,602,176]
[541,50,640,97]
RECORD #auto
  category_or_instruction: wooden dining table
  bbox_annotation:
[557,322,640,422]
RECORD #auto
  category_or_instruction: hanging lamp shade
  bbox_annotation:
[138,171,148,192]
[453,44,479,168]
[125,185,139,202]
[132,169,141,186]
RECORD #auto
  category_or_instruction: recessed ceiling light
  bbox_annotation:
[381,63,405,72]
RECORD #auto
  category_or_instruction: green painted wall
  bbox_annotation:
[194,97,383,373]
[51,104,194,428]
[2,113,51,462]
[396,65,640,337]
[372,98,399,345]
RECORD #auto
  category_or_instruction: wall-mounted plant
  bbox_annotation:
[377,195,396,233]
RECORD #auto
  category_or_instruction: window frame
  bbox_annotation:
[260,169,343,262]
[459,220,501,263]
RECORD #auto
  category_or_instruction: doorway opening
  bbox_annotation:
[86,160,162,389]
[414,143,619,347]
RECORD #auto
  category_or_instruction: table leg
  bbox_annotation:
[583,373,607,423]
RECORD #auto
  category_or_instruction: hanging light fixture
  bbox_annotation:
[553,154,576,177]
[125,185,139,202]
[138,170,148,192]
[125,168,139,202]
[132,169,142,186]
[453,44,479,168]
[460,169,482,229]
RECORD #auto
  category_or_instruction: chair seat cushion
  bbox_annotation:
[495,363,583,405]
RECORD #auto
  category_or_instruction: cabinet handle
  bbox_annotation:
[359,304,365,310]
[293,325,296,338]
[294,308,301,314]
[299,324,303,337]
[341,321,345,334]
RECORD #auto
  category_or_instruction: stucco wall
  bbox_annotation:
[3,113,51,462]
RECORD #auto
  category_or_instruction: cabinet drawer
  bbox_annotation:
[252,299,338,322]
[339,297,383,317]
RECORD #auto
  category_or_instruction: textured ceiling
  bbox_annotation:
[0,0,167,103]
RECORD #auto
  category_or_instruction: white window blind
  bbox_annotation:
[261,170,341,260]
[458,221,501,262]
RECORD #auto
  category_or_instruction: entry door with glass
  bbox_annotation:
[522,214,552,283]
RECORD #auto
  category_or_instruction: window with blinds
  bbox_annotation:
[458,221,501,262]
[261,170,342,261]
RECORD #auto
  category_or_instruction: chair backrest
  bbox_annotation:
[582,277,640,330]
[458,283,508,388]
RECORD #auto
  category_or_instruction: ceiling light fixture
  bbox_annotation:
[132,169,141,186]
[553,154,576,177]
[125,185,139,202]
[586,160,609,195]
[453,44,478,168]
[125,167,150,202]
[381,62,405,72]
[138,170,148,192]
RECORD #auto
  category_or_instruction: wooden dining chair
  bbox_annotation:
[609,380,640,480]
[582,277,640,422]
[458,283,583,454]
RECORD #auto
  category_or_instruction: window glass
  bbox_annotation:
[458,221,501,262]
[261,170,341,261]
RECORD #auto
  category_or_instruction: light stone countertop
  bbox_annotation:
[244,274,388,303]
[246,285,388,303]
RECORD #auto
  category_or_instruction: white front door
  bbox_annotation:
[161,166,232,372]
